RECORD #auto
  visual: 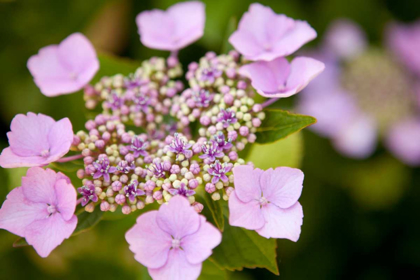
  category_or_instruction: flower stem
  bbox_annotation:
[57,154,84,163]
[261,98,279,108]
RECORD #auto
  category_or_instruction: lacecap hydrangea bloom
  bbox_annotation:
[0,2,323,279]
[298,19,420,164]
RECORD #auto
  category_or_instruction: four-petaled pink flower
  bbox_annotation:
[27,33,99,97]
[125,195,222,280]
[229,3,316,61]
[229,165,304,241]
[136,1,205,51]
[0,167,78,257]
[0,112,74,168]
[239,57,325,98]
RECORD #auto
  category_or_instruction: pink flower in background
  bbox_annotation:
[229,3,316,61]
[387,20,420,77]
[27,33,99,97]
[229,165,304,241]
[386,119,420,166]
[324,19,367,60]
[125,195,221,280]
[0,167,78,257]
[239,56,324,98]
[0,113,74,168]
[136,1,205,51]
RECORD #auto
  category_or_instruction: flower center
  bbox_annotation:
[47,204,57,215]
[171,238,181,249]
[259,196,269,206]
[40,149,50,157]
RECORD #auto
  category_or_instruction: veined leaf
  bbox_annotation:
[256,109,316,144]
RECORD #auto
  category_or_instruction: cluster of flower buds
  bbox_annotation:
[74,50,267,215]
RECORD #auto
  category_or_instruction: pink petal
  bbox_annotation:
[55,178,77,221]
[47,117,73,161]
[256,202,303,241]
[385,118,420,166]
[182,216,222,264]
[271,20,317,59]
[136,1,205,51]
[148,249,202,280]
[232,165,263,203]
[21,167,58,205]
[7,113,54,157]
[239,58,290,93]
[126,211,172,269]
[156,196,200,239]
[333,114,377,159]
[27,33,98,97]
[260,167,304,209]
[25,214,77,258]
[228,192,265,230]
[167,1,205,50]
[57,33,99,84]
[0,147,48,168]
[387,21,420,77]
[0,187,47,237]
[284,57,326,95]
[229,3,316,61]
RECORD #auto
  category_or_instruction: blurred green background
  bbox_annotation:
[1,0,420,279]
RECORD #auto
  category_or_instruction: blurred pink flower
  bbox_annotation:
[0,113,74,168]
[324,19,367,60]
[0,167,77,257]
[125,195,221,280]
[27,33,99,97]
[387,20,420,78]
[239,56,324,98]
[229,165,303,241]
[386,118,420,166]
[136,1,205,51]
[229,3,316,61]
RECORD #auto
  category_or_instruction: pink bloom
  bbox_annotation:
[387,20,420,77]
[126,196,221,280]
[229,165,303,241]
[27,33,99,97]
[229,3,316,61]
[324,19,367,60]
[136,1,205,51]
[0,113,74,168]
[239,57,325,98]
[386,118,420,166]
[0,167,78,257]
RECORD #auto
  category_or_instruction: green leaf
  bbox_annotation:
[92,53,140,83]
[256,109,316,144]
[49,160,84,173]
[202,193,225,231]
[73,206,104,236]
[247,132,304,169]
[198,260,228,280]
[210,216,279,275]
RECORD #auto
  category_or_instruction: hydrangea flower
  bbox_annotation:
[168,182,195,197]
[229,3,316,61]
[92,154,117,182]
[130,136,149,158]
[0,167,77,257]
[239,57,325,98]
[136,1,205,51]
[124,180,145,202]
[27,33,99,97]
[208,161,233,184]
[0,113,74,168]
[125,196,221,280]
[298,19,420,163]
[168,133,193,159]
[229,165,303,241]
[77,183,98,206]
